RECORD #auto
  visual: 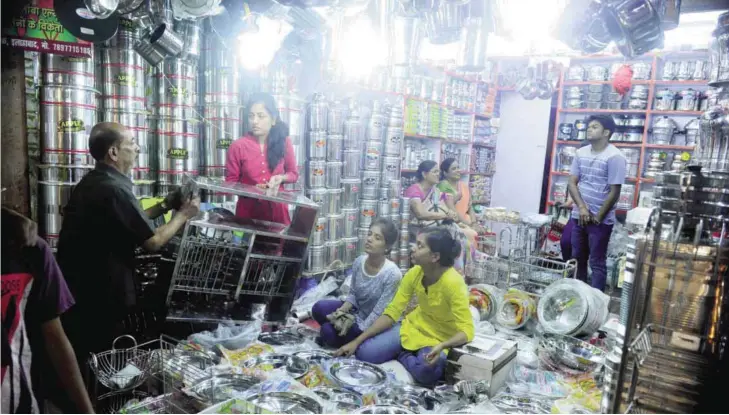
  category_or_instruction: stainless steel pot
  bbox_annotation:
[361,171,380,199]
[308,131,327,160]
[175,19,201,62]
[363,141,383,171]
[631,61,651,80]
[101,48,146,99]
[40,85,98,165]
[654,88,676,111]
[693,111,729,173]
[587,65,608,81]
[309,93,328,131]
[306,160,326,188]
[708,17,729,87]
[676,88,699,111]
[342,208,359,237]
[629,84,649,99]
[326,135,343,162]
[306,188,329,216]
[566,99,585,109]
[566,66,586,82]
[424,1,469,45]
[627,99,647,110]
[325,161,342,189]
[359,199,377,228]
[652,116,678,145]
[38,181,75,237]
[565,86,584,99]
[684,118,700,146]
[662,61,677,80]
[604,0,664,58]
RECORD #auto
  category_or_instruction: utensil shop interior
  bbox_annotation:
[2,0,729,413]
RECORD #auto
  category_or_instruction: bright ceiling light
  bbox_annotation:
[237,15,292,71]
[337,17,387,79]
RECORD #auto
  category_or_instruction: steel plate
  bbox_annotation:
[246,391,323,414]
[258,331,305,346]
[329,360,388,388]
[188,373,260,404]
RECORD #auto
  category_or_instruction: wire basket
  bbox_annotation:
[96,390,150,414]
[237,256,298,297]
[507,257,577,295]
[89,335,157,392]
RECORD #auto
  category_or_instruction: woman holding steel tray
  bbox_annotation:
[333,228,475,387]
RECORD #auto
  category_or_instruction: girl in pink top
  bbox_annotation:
[225,93,299,225]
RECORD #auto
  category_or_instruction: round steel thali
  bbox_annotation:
[329,360,388,388]
[258,331,305,346]
[353,404,416,414]
[187,373,260,404]
[293,350,333,365]
[313,387,363,412]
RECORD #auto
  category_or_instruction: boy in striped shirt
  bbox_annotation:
[567,115,626,291]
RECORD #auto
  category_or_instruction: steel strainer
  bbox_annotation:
[89,335,156,391]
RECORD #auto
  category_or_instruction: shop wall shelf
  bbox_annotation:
[544,50,709,214]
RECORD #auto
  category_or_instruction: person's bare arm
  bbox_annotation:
[410,199,449,221]
[143,197,199,251]
[144,202,167,220]
[42,318,94,413]
[595,184,621,223]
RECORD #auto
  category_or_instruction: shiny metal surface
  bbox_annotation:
[38,181,75,237]
[353,405,415,414]
[258,332,304,346]
[308,131,327,160]
[156,118,199,182]
[604,0,664,58]
[42,53,95,88]
[329,360,387,388]
[361,171,380,199]
[244,354,309,379]
[307,245,325,271]
[245,392,322,414]
[325,162,342,189]
[176,19,201,61]
[40,85,98,165]
[424,1,469,44]
[313,387,362,412]
[156,58,197,116]
[100,47,146,100]
[188,374,261,404]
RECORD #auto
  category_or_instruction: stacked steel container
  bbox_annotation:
[200,28,240,202]
[154,19,201,197]
[304,93,329,273]
[99,19,153,197]
[38,49,97,248]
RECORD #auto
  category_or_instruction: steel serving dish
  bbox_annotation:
[258,331,305,346]
[538,333,605,374]
[313,387,363,412]
[376,386,445,411]
[243,354,310,379]
[353,405,416,414]
[329,360,388,388]
[187,373,261,405]
[245,391,323,414]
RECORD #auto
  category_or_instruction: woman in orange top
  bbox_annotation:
[225,93,299,224]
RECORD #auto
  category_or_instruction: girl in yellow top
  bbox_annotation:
[334,228,475,386]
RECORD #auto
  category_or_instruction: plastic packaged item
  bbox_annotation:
[290,276,340,317]
[219,342,275,367]
[491,389,555,414]
[507,365,568,398]
[189,321,263,351]
[468,284,503,321]
[496,289,536,330]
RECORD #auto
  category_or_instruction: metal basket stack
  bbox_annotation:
[153,21,201,197]
[99,19,153,198]
[199,27,240,203]
[38,49,97,248]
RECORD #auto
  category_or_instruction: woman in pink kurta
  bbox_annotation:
[225,93,299,224]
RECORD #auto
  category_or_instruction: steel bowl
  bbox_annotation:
[292,350,333,365]
[538,333,605,374]
[376,386,431,412]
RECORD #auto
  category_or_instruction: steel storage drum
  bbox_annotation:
[366,113,386,142]
[363,141,384,171]
[156,118,199,183]
[175,19,202,61]
[342,150,361,178]
[360,199,377,228]
[342,237,359,265]
[307,245,326,272]
[38,181,75,238]
[309,94,328,131]
[389,180,402,198]
[381,157,401,183]
[306,188,329,216]
[378,198,391,217]
[361,171,380,199]
[342,208,359,237]
[327,134,344,162]
[307,161,326,188]
[328,213,344,240]
[325,240,344,266]
[312,216,327,245]
[201,106,241,176]
[100,48,146,99]
[326,161,343,189]
[328,105,346,134]
[384,127,403,156]
[378,187,389,201]
[328,188,343,214]
[155,58,197,118]
[40,85,97,165]
[308,131,327,160]
[341,179,361,208]
[38,165,91,182]
[399,248,410,269]
[389,213,401,228]
[204,66,241,106]
[390,198,401,214]
[42,53,95,88]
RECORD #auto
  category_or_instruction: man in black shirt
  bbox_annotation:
[56,122,200,363]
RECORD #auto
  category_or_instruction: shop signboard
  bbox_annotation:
[2,0,92,57]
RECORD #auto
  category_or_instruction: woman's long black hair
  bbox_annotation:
[247,92,290,172]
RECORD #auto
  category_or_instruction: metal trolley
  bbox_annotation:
[165,177,319,324]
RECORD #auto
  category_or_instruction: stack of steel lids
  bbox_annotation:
[38,48,97,248]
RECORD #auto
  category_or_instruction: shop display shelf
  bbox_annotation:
[404,134,442,142]
[473,142,496,148]
[653,80,708,85]
[562,80,651,86]
[469,171,495,176]
[443,139,472,145]
[649,110,703,116]
[555,140,643,148]
[560,109,647,114]
[644,144,695,151]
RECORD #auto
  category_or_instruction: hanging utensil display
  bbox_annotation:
[55,0,121,42]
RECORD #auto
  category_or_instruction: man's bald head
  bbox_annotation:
[88,122,129,162]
